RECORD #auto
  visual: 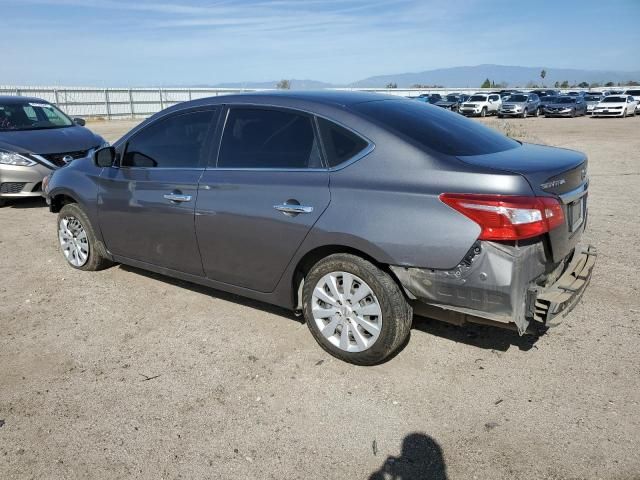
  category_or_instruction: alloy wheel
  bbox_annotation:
[58,216,89,267]
[311,271,383,352]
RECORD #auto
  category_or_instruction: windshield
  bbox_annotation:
[445,95,459,101]
[468,95,487,102]
[556,97,576,104]
[353,99,519,156]
[624,90,640,96]
[508,94,529,102]
[542,96,557,103]
[0,101,73,131]
[602,96,625,103]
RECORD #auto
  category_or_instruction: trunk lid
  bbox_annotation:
[457,143,588,263]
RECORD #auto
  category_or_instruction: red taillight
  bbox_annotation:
[439,193,564,241]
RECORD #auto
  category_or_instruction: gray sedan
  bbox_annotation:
[45,91,595,364]
[0,96,106,206]
[544,96,588,117]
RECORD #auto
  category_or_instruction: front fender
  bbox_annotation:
[47,160,103,241]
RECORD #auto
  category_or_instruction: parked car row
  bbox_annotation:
[411,88,640,119]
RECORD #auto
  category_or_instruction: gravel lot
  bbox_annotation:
[1,115,639,479]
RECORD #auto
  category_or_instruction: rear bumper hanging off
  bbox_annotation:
[529,245,597,326]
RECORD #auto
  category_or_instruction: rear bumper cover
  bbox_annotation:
[530,245,596,326]
[391,241,596,334]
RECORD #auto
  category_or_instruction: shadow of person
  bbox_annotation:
[369,433,447,480]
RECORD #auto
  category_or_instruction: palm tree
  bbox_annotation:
[540,69,547,87]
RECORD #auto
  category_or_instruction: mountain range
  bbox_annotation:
[213,64,640,89]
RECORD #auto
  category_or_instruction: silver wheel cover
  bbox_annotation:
[58,216,89,267]
[311,271,383,352]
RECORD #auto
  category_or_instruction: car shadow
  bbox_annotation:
[117,264,303,323]
[412,315,540,352]
[118,265,539,354]
[1,197,47,209]
[369,432,448,480]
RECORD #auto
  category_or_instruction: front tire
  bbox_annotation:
[57,203,112,271]
[302,254,412,365]
[480,107,487,118]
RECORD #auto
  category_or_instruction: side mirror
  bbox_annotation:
[73,117,86,126]
[94,146,115,168]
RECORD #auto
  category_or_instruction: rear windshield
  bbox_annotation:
[584,95,601,101]
[353,99,519,157]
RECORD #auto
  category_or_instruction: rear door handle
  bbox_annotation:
[274,204,314,215]
[164,193,192,203]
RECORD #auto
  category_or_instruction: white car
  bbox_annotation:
[623,89,640,113]
[459,93,501,117]
[592,95,638,118]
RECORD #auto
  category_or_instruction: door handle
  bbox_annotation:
[274,204,314,215]
[164,193,192,203]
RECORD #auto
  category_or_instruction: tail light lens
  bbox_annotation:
[439,193,564,241]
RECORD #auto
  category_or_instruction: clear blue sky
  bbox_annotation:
[2,0,639,86]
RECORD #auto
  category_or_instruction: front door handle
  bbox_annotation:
[274,204,314,216]
[164,193,192,203]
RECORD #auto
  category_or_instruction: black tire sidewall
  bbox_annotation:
[302,254,411,365]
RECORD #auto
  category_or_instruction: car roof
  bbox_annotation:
[0,95,50,105]
[156,90,405,116]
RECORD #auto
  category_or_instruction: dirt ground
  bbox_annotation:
[1,115,639,480]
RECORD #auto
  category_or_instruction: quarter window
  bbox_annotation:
[317,117,369,168]
[122,110,215,168]
[218,108,322,169]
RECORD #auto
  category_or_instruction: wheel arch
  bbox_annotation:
[290,244,405,312]
[49,189,79,213]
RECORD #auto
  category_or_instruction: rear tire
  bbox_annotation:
[302,254,412,365]
[57,203,112,271]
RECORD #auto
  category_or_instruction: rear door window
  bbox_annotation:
[316,117,369,168]
[122,109,216,168]
[218,107,322,169]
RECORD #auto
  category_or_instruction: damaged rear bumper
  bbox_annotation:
[530,245,596,326]
[390,241,596,334]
